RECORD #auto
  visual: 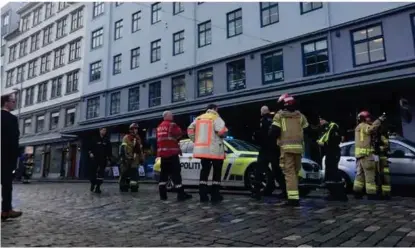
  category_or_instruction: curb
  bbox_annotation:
[14,179,158,184]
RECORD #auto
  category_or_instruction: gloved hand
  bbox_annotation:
[379,113,387,122]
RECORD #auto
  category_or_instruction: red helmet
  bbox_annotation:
[129,123,139,129]
[357,111,371,121]
[278,93,295,106]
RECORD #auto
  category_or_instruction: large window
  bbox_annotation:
[58,2,68,11]
[8,44,16,62]
[227,59,246,91]
[6,69,14,87]
[227,9,242,38]
[300,2,323,14]
[110,92,121,115]
[132,11,141,33]
[131,47,140,69]
[151,2,162,24]
[71,7,83,31]
[352,24,385,66]
[37,82,48,103]
[91,28,104,49]
[65,108,76,127]
[23,118,32,135]
[25,86,35,106]
[412,14,415,43]
[50,112,60,130]
[172,75,186,102]
[33,8,41,26]
[43,24,53,46]
[197,68,213,97]
[93,2,104,18]
[54,46,65,68]
[90,60,102,82]
[16,64,25,83]
[56,17,67,39]
[303,39,329,76]
[36,116,45,133]
[19,38,28,57]
[260,2,278,27]
[198,20,211,48]
[69,39,81,62]
[51,76,63,98]
[86,97,100,119]
[45,3,54,19]
[114,19,123,40]
[151,39,161,63]
[262,50,284,84]
[173,2,184,15]
[66,70,79,94]
[28,59,38,79]
[30,32,40,52]
[113,54,122,75]
[128,87,140,111]
[21,15,30,32]
[40,53,51,74]
[149,81,161,107]
[173,30,184,55]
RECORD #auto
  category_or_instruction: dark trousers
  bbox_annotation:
[160,155,182,187]
[325,154,346,196]
[199,158,223,199]
[119,162,139,187]
[1,163,13,212]
[89,159,106,186]
[255,151,286,194]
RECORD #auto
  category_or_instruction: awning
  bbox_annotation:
[19,132,78,147]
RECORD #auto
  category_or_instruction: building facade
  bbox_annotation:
[1,2,86,179]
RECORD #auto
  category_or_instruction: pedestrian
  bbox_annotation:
[373,120,391,200]
[1,94,23,221]
[317,116,348,201]
[119,123,143,192]
[353,111,386,200]
[88,127,112,194]
[157,111,192,201]
[187,104,228,203]
[251,106,286,200]
[269,94,309,207]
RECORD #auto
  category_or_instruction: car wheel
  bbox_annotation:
[339,171,353,193]
[166,176,175,192]
[244,163,276,195]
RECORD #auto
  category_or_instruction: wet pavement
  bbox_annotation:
[2,183,415,247]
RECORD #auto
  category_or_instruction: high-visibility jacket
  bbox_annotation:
[156,120,182,158]
[354,119,382,158]
[272,110,308,154]
[187,109,228,160]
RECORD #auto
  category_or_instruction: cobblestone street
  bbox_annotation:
[2,183,415,247]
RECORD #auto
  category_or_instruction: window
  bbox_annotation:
[149,81,161,107]
[37,82,48,102]
[151,39,161,63]
[227,59,246,91]
[302,39,329,77]
[43,25,53,46]
[50,112,60,130]
[112,54,122,75]
[110,92,121,115]
[151,2,162,24]
[36,116,45,133]
[25,86,35,106]
[23,118,32,135]
[198,21,212,47]
[130,47,140,69]
[93,2,104,18]
[128,87,140,111]
[45,2,54,19]
[260,2,278,27]
[19,38,28,57]
[197,68,213,97]
[114,19,123,40]
[51,77,63,98]
[16,64,25,83]
[173,2,184,15]
[8,44,16,62]
[30,32,40,52]
[58,2,68,11]
[71,7,83,31]
[54,46,66,68]
[90,60,102,82]
[132,11,141,33]
[115,2,123,7]
[28,59,38,79]
[21,15,30,32]
[86,97,100,119]
[40,53,51,74]
[69,39,81,62]
[352,25,385,66]
[412,14,415,43]
[6,69,14,87]
[2,13,9,34]
[300,2,323,14]
[173,30,185,55]
[389,143,415,158]
[66,70,79,94]
[91,28,104,49]
[65,108,76,127]
[56,17,67,39]
[172,75,186,102]
[33,8,41,26]
[262,50,284,84]
[227,9,242,38]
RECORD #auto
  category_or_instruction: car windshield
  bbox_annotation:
[226,139,259,152]
[393,136,415,148]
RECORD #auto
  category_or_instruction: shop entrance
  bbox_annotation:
[42,152,51,178]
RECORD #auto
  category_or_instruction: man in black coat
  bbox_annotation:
[1,94,23,220]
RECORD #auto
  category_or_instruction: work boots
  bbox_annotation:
[159,185,168,201]
[199,184,209,203]
[90,183,95,192]
[94,184,102,194]
[1,210,23,221]
[211,185,223,203]
[284,199,300,207]
[177,187,192,201]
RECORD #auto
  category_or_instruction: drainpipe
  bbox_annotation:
[192,3,197,105]
[326,2,335,74]
[105,2,113,116]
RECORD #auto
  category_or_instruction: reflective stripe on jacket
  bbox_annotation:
[317,122,338,145]
[156,120,182,157]
[272,110,308,154]
[354,119,382,158]
[187,109,228,160]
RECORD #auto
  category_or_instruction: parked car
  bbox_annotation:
[154,137,323,196]
[322,136,415,191]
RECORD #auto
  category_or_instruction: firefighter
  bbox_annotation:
[22,154,34,184]
[88,127,112,194]
[269,94,308,207]
[119,123,143,192]
[318,116,348,201]
[374,123,391,200]
[187,104,228,203]
[157,111,192,201]
[252,105,286,200]
[353,111,386,200]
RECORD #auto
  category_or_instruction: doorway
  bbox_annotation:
[42,152,51,178]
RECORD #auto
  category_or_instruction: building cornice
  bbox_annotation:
[16,2,40,15]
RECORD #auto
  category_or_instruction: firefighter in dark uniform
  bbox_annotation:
[88,127,112,194]
[318,117,348,201]
[373,123,391,200]
[252,105,286,200]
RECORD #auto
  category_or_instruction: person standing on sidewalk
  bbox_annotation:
[157,111,192,201]
[1,94,23,221]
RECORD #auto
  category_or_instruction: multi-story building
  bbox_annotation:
[64,2,415,177]
[1,2,86,179]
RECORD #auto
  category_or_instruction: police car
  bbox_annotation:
[153,137,323,196]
